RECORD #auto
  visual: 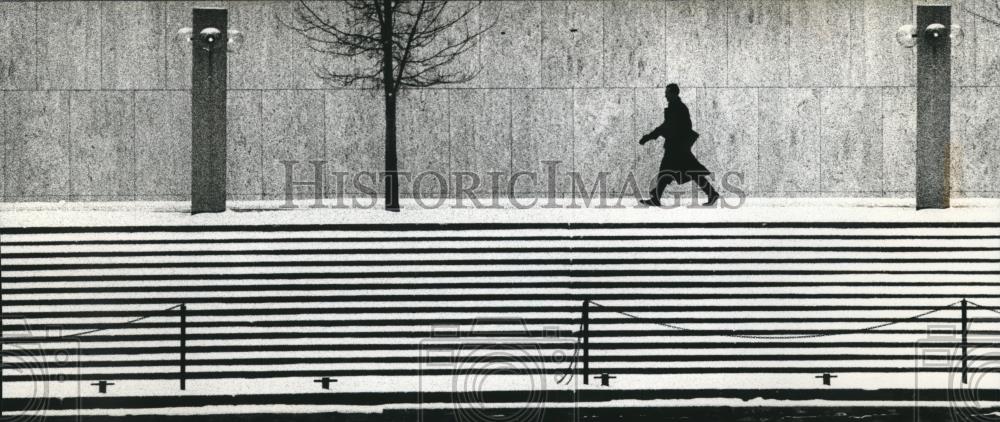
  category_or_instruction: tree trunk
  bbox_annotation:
[384,89,399,211]
[382,0,400,211]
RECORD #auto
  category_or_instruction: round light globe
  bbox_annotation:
[950,24,964,46]
[925,23,947,40]
[227,29,245,53]
[199,27,223,44]
[896,24,917,48]
[175,27,193,46]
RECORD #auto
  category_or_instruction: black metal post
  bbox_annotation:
[961,298,967,384]
[180,303,187,390]
[915,6,951,209]
[191,8,228,214]
[582,300,589,385]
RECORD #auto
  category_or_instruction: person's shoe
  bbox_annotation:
[639,198,660,207]
[701,194,720,207]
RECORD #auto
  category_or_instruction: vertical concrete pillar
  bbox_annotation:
[191,8,228,213]
[915,6,951,209]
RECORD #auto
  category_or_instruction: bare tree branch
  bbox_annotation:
[288,0,498,93]
[285,0,500,210]
[962,0,1000,27]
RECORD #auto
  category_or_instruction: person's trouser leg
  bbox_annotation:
[650,154,674,201]
[694,174,718,198]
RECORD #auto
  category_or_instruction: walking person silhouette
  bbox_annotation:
[639,83,720,207]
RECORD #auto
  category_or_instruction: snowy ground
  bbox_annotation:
[2,197,998,228]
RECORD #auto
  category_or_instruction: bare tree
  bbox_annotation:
[288,0,496,211]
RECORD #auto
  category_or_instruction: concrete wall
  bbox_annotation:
[2,0,998,201]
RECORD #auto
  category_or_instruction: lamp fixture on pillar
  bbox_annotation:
[896,23,964,48]
[176,8,246,214]
[896,6,963,210]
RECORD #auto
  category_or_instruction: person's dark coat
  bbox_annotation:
[640,98,711,184]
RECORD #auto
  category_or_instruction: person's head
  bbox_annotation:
[665,83,680,101]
